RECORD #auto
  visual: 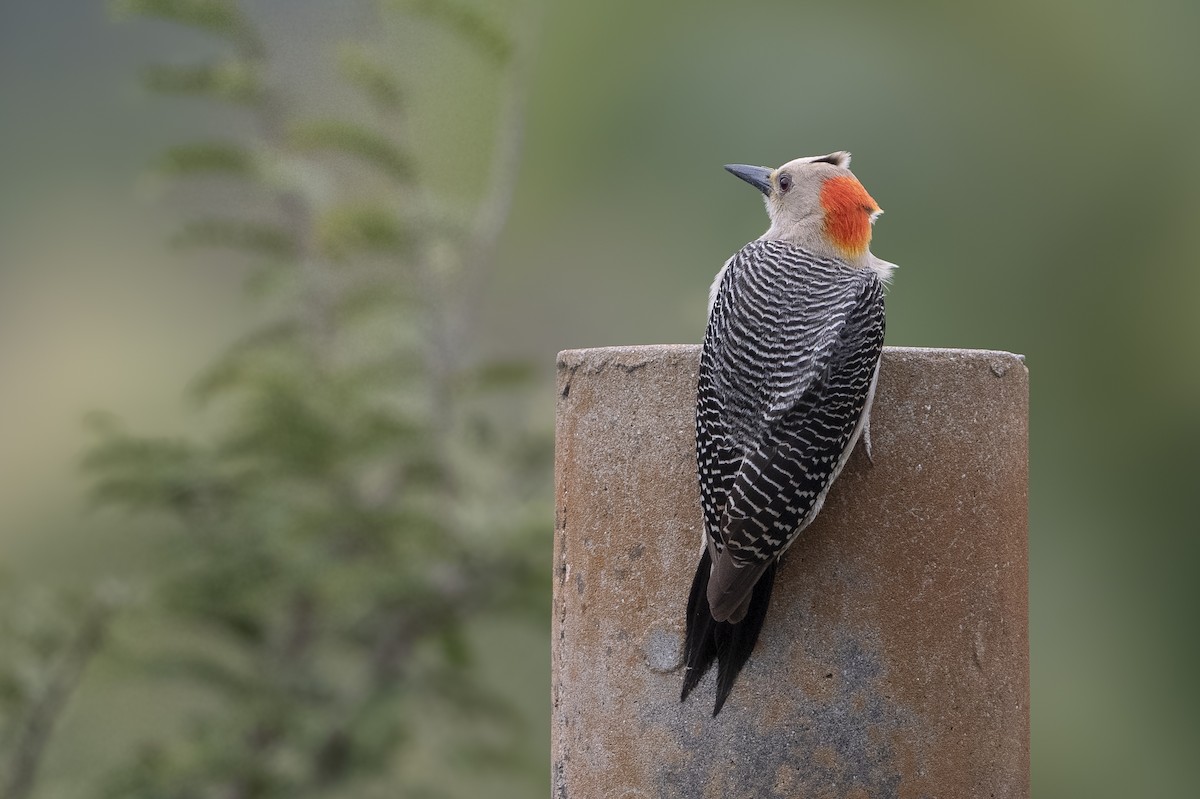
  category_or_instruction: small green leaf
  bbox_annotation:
[141,60,262,104]
[316,206,409,260]
[81,432,230,516]
[289,120,414,183]
[189,320,303,404]
[391,0,513,64]
[220,383,340,477]
[171,218,297,259]
[155,141,257,180]
[336,45,404,113]
[332,280,416,326]
[111,0,263,56]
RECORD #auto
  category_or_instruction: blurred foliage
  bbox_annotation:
[3,0,547,797]
[0,581,123,799]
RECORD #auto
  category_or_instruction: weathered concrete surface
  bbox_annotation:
[553,345,1028,799]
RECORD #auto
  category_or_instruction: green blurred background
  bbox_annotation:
[2,0,1199,796]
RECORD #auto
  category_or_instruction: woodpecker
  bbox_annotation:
[682,152,895,716]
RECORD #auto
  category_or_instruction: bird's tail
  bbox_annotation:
[680,549,778,716]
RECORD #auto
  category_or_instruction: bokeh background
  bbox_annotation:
[3,0,1199,796]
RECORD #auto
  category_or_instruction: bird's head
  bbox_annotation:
[725,152,883,265]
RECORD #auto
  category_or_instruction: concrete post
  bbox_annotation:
[552,345,1028,799]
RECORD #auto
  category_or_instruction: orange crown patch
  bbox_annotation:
[820,176,879,258]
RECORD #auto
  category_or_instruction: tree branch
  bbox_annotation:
[2,598,116,799]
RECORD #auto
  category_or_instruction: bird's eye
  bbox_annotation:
[778,174,792,193]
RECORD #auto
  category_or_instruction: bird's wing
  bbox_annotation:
[696,342,736,560]
[705,257,885,621]
[696,250,747,559]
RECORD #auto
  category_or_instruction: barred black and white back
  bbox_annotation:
[682,238,886,715]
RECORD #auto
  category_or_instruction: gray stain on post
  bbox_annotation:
[655,635,913,798]
[552,346,1029,799]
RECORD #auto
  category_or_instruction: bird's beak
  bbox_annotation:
[724,164,773,196]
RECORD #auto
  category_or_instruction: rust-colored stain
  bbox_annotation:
[553,346,1029,799]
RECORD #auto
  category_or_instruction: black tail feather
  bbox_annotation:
[712,560,777,715]
[680,552,779,716]
[681,548,717,703]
